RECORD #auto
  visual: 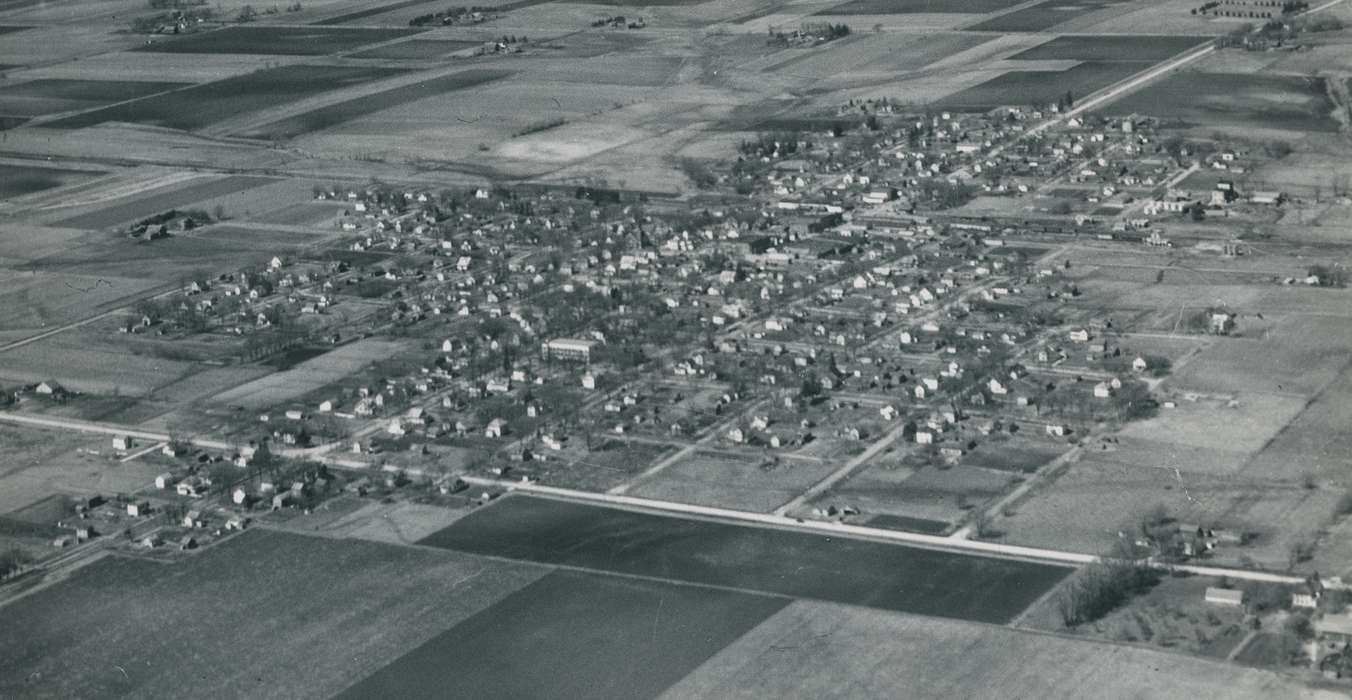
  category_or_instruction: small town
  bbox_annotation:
[5,0,1352,695]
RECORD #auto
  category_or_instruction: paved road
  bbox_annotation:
[3,409,1332,586]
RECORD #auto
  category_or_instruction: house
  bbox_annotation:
[232,487,249,505]
[126,501,149,517]
[1045,424,1067,437]
[484,418,506,438]
[35,381,62,396]
[1316,613,1352,644]
[915,431,933,445]
[581,373,597,390]
[1093,382,1112,399]
[1132,356,1148,372]
[154,472,176,490]
[1292,592,1319,609]
[112,435,133,451]
[1204,587,1244,607]
[988,378,1007,396]
[271,492,292,510]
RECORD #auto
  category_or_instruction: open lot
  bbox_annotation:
[420,495,1070,622]
[0,529,547,699]
[627,449,839,513]
[0,78,189,118]
[44,64,409,132]
[661,600,1326,699]
[1108,71,1339,133]
[1007,34,1207,62]
[340,570,788,700]
[134,25,424,56]
[210,338,409,408]
[237,68,511,140]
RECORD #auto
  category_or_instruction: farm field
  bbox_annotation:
[0,162,105,199]
[1007,34,1207,62]
[819,0,1027,13]
[44,64,410,132]
[339,570,789,700]
[209,338,409,408]
[626,449,839,512]
[0,78,189,118]
[134,25,424,56]
[349,38,483,59]
[1167,316,1352,398]
[1107,71,1340,134]
[967,0,1128,32]
[48,174,277,230]
[0,529,547,699]
[237,68,512,140]
[660,600,1325,699]
[420,494,1070,622]
[938,61,1143,110]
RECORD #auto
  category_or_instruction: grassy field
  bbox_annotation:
[828,457,1014,524]
[420,495,1070,622]
[45,64,410,132]
[237,68,511,140]
[134,25,423,56]
[0,529,547,699]
[0,270,159,332]
[340,570,788,700]
[1108,71,1339,133]
[1007,34,1207,62]
[627,449,839,513]
[660,600,1327,699]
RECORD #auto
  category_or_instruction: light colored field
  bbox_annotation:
[0,270,157,332]
[209,338,408,409]
[1240,367,1352,483]
[1118,392,1307,459]
[15,51,291,83]
[997,453,1342,568]
[1170,316,1352,398]
[0,335,196,395]
[0,430,161,513]
[629,449,838,513]
[0,225,97,264]
[661,600,1331,700]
